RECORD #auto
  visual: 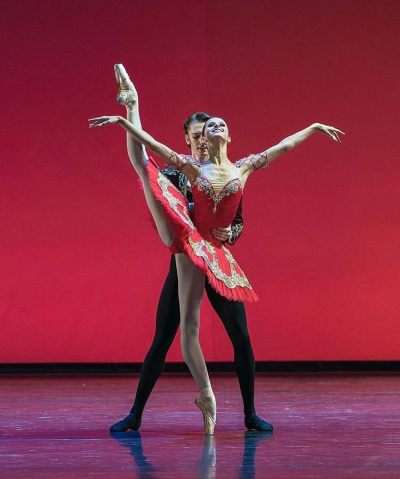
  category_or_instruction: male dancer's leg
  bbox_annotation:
[205,283,273,431]
[110,256,180,432]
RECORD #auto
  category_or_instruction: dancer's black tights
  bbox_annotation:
[130,256,256,419]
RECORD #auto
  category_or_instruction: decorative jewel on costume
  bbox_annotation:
[188,236,252,290]
[194,177,242,214]
[236,151,271,171]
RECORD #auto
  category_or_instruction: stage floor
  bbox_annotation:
[0,373,399,478]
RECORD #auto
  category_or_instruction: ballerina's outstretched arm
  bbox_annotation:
[89,113,194,247]
[238,123,345,183]
[89,115,200,183]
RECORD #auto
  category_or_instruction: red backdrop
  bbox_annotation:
[1,0,399,362]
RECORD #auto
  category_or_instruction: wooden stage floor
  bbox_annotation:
[1,373,399,478]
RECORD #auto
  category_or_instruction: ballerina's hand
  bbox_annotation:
[88,116,122,128]
[314,123,345,143]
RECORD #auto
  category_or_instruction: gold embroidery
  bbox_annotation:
[157,171,194,229]
[194,177,241,213]
[236,151,270,171]
[188,236,252,290]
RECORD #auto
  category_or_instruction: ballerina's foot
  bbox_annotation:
[110,413,141,432]
[245,414,273,432]
[114,63,138,107]
[195,394,217,436]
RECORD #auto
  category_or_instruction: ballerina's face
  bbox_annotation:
[202,117,231,144]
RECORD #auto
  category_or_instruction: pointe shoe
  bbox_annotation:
[114,64,138,107]
[195,395,216,435]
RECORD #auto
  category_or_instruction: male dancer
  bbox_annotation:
[110,66,272,432]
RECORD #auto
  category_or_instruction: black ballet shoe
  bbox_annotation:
[244,414,273,432]
[109,413,141,433]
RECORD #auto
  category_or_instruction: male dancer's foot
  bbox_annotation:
[245,413,273,432]
[110,412,142,433]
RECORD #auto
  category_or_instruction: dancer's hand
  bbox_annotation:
[212,226,231,242]
[313,123,345,142]
[88,116,123,128]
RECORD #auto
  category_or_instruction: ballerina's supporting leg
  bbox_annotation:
[175,253,216,435]
[176,253,208,387]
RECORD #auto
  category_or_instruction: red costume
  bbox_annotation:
[146,152,270,303]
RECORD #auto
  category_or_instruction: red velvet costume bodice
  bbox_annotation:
[191,173,243,244]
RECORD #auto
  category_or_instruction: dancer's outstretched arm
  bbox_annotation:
[239,123,345,182]
[89,115,200,182]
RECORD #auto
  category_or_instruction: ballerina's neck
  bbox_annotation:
[208,149,229,166]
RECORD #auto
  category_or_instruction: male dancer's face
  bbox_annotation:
[185,121,209,162]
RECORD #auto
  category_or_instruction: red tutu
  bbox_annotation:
[146,158,258,302]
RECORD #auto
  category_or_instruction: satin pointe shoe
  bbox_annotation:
[195,395,216,435]
[114,63,138,107]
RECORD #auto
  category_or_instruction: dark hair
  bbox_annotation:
[183,112,212,134]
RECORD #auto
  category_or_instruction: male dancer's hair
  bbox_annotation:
[183,112,212,134]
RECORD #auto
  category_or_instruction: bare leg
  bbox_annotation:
[120,70,173,247]
[175,253,208,387]
[175,253,216,434]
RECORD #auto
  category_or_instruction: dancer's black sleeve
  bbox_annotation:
[227,198,243,245]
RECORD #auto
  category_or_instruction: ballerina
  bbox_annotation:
[89,69,344,435]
